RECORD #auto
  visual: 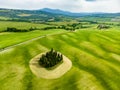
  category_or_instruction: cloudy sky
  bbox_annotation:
[0,0,120,12]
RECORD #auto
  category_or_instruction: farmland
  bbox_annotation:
[0,7,120,90]
[0,21,51,32]
[0,29,67,49]
[0,27,120,90]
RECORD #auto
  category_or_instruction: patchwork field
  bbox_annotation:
[0,29,120,90]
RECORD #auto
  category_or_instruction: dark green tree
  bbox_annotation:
[38,48,63,68]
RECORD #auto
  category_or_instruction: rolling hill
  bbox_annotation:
[0,29,120,90]
[0,8,120,22]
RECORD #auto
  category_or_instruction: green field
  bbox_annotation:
[0,29,67,49]
[0,21,51,31]
[0,28,120,90]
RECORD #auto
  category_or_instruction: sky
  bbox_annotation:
[0,0,120,13]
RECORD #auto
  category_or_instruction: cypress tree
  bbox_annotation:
[38,48,63,68]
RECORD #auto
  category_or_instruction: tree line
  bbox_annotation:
[42,23,89,31]
[2,23,112,32]
[4,27,37,32]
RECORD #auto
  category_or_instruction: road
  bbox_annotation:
[0,32,68,52]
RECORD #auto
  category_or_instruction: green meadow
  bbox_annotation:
[0,29,66,49]
[0,28,120,90]
[0,21,51,31]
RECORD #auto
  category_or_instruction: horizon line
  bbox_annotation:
[0,7,120,13]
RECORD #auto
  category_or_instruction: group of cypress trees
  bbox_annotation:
[38,48,63,68]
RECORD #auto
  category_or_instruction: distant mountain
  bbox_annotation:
[41,8,72,15]
[0,8,119,22]
[40,8,91,17]
[40,8,120,17]
[0,8,69,22]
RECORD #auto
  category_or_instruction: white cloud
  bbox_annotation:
[0,0,119,12]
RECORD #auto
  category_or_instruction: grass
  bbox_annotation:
[0,16,11,20]
[0,29,67,49]
[0,28,120,90]
[17,14,32,17]
[0,21,51,31]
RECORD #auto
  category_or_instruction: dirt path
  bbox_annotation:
[0,32,68,52]
[29,53,72,79]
